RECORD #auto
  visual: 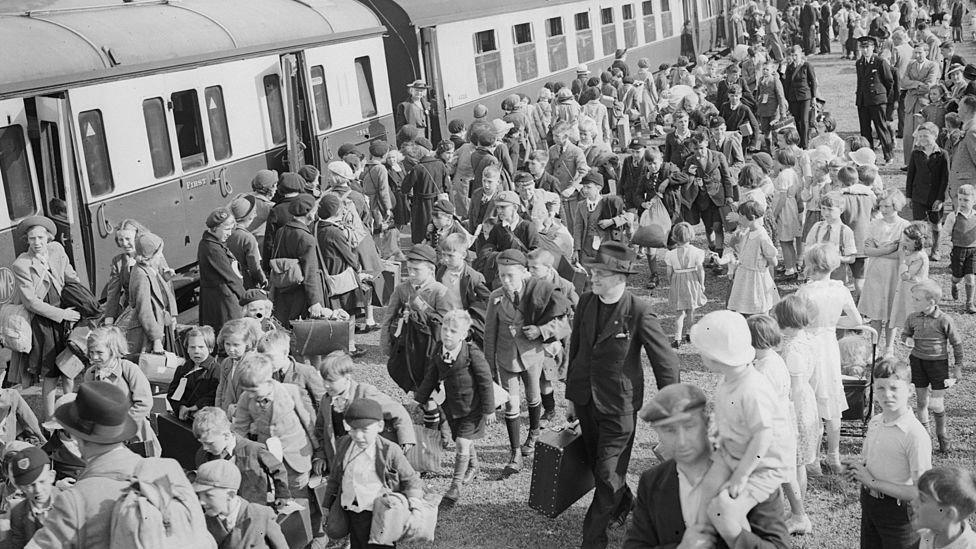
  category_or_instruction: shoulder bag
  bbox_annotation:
[268,230,304,290]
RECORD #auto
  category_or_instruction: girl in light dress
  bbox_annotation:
[772,149,804,279]
[664,222,708,348]
[795,243,863,474]
[887,222,932,349]
[857,190,911,352]
[727,200,780,315]
[772,295,821,536]
[801,159,831,243]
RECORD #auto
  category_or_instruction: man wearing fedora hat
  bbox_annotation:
[565,241,679,549]
[394,80,430,139]
[29,381,210,548]
[623,384,790,548]
[572,64,592,101]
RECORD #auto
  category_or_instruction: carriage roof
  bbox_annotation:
[0,0,383,97]
[387,0,588,27]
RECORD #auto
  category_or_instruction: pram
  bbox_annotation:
[839,325,879,438]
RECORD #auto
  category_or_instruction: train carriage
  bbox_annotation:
[366,0,731,143]
[0,0,395,310]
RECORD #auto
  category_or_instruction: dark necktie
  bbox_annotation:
[823,224,832,242]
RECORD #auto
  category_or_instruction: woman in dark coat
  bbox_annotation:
[197,207,245,332]
[403,148,451,244]
[270,195,327,325]
[315,194,367,318]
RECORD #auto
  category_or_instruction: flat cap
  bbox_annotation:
[405,244,437,265]
[344,398,384,428]
[193,459,242,492]
[638,383,708,425]
[496,248,527,266]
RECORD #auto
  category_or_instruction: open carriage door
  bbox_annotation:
[280,53,319,171]
[419,27,445,143]
[33,96,90,288]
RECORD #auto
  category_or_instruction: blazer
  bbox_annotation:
[856,55,894,106]
[205,499,288,549]
[8,495,46,549]
[274,358,327,421]
[11,242,78,323]
[545,141,589,194]
[782,61,818,102]
[233,381,317,473]
[484,281,572,375]
[674,150,734,208]
[321,435,423,512]
[415,341,495,418]
[711,132,746,174]
[622,460,790,549]
[715,78,757,111]
[907,148,950,206]
[566,291,680,415]
[314,380,415,467]
[196,434,292,504]
[468,189,499,233]
[436,264,489,340]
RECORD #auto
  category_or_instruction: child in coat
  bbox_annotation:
[214,318,262,416]
[240,289,284,334]
[6,446,61,549]
[194,459,288,549]
[664,222,707,347]
[415,310,496,504]
[772,149,804,279]
[258,330,326,422]
[167,326,219,421]
[727,201,780,315]
[944,184,976,313]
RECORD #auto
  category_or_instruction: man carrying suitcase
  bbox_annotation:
[565,242,680,549]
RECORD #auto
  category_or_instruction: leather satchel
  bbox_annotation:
[269,232,304,290]
[323,266,359,296]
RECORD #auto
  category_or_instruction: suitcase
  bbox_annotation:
[137,352,183,385]
[277,505,312,549]
[556,255,590,295]
[371,261,401,307]
[289,318,353,358]
[156,412,201,470]
[528,424,595,518]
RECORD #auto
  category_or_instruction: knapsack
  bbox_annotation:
[108,457,216,549]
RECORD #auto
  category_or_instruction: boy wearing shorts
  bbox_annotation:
[945,184,976,313]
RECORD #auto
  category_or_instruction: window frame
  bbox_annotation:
[545,16,569,73]
[661,0,674,37]
[77,109,115,198]
[204,86,232,162]
[574,12,595,62]
[263,74,287,145]
[169,89,208,172]
[353,56,379,118]
[0,124,39,220]
[622,4,639,47]
[642,0,657,42]
[512,22,539,82]
[600,7,618,56]
[141,98,175,179]
[310,65,333,131]
[473,29,504,94]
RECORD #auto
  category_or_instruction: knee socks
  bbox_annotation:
[933,411,947,438]
[527,404,542,433]
[541,392,556,415]
[505,414,521,450]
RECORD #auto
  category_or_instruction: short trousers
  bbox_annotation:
[910,355,950,390]
[911,201,942,224]
[447,408,487,441]
[498,362,542,408]
[950,246,976,278]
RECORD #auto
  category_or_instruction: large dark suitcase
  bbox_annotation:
[156,412,201,470]
[289,318,353,358]
[557,255,590,295]
[528,425,595,518]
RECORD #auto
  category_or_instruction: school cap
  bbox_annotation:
[336,143,361,159]
[297,165,320,184]
[230,194,256,221]
[581,170,604,188]
[857,35,878,47]
[405,244,437,265]
[627,139,644,151]
[239,288,271,307]
[689,310,755,365]
[135,232,163,258]
[250,169,278,193]
[278,172,306,194]
[496,249,527,267]
[495,190,521,206]
[447,119,465,134]
[205,207,233,229]
[344,398,384,428]
[638,383,708,426]
[287,194,317,217]
[369,140,390,158]
[8,446,50,486]
[317,193,342,220]
[433,199,455,216]
[193,459,242,493]
[328,160,355,181]
[473,104,488,119]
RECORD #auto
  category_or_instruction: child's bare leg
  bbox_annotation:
[824,418,842,472]
[781,240,797,273]
[795,237,804,266]
[674,309,688,343]
[916,386,931,428]
[694,458,733,527]
[782,477,811,534]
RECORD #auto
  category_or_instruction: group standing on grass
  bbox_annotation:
[2,1,976,548]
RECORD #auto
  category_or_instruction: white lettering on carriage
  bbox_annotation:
[185,177,209,190]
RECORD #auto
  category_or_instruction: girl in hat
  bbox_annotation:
[9,216,82,419]
[226,195,267,291]
[199,207,245,333]
[128,232,178,353]
[166,326,219,421]
[82,326,161,457]
[102,219,170,327]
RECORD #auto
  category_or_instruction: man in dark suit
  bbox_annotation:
[673,133,735,263]
[855,35,895,163]
[783,45,819,148]
[623,384,791,548]
[566,241,679,549]
[940,41,967,83]
[799,0,819,54]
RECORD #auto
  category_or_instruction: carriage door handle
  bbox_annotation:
[95,203,113,238]
[215,167,232,197]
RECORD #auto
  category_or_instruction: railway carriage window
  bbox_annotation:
[574,12,595,62]
[354,57,378,118]
[512,23,538,82]
[310,65,333,130]
[642,1,657,42]
[661,0,674,37]
[170,90,208,171]
[142,99,174,178]
[0,125,37,219]
[622,4,639,47]
[263,74,287,145]
[473,30,503,94]
[204,86,232,161]
[545,17,568,72]
[77,110,115,197]
[600,8,617,56]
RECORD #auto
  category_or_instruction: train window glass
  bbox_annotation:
[622,4,638,47]
[204,86,232,161]
[263,74,287,145]
[354,57,378,118]
[310,65,332,130]
[642,1,657,42]
[474,30,503,94]
[643,0,653,13]
[546,17,568,72]
[661,0,674,37]
[661,0,670,10]
[142,98,174,178]
[601,8,617,55]
[77,110,115,197]
[171,89,208,171]
[574,13,594,61]
[0,125,38,219]
[512,23,538,82]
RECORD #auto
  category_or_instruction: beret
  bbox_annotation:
[473,104,488,118]
[287,194,317,217]
[239,288,271,306]
[8,446,50,486]
[447,119,465,134]
[317,193,342,220]
[230,194,256,220]
[369,140,390,158]
[344,398,384,427]
[638,383,707,425]
[581,170,604,187]
[496,248,527,266]
[205,207,233,229]
[297,165,320,183]
[416,137,434,150]
[135,232,164,258]
[397,125,420,144]
[278,172,306,194]
[250,169,278,192]
[337,143,360,159]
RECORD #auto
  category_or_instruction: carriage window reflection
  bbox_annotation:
[354,57,378,118]
[574,12,595,62]
[0,125,38,219]
[310,65,333,130]
[77,110,115,197]
[513,23,538,82]
[171,89,208,171]
[474,29,503,94]
[546,17,568,73]
[205,86,232,161]
[263,74,287,145]
[142,98,174,178]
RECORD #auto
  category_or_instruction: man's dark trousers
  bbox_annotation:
[858,104,893,159]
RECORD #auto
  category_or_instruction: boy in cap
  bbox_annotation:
[320,398,423,549]
[515,171,559,227]
[426,198,472,250]
[574,171,633,264]
[624,384,790,548]
[227,194,268,290]
[194,459,288,549]
[7,446,61,549]
[247,169,277,247]
[485,249,572,474]
[482,190,540,255]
